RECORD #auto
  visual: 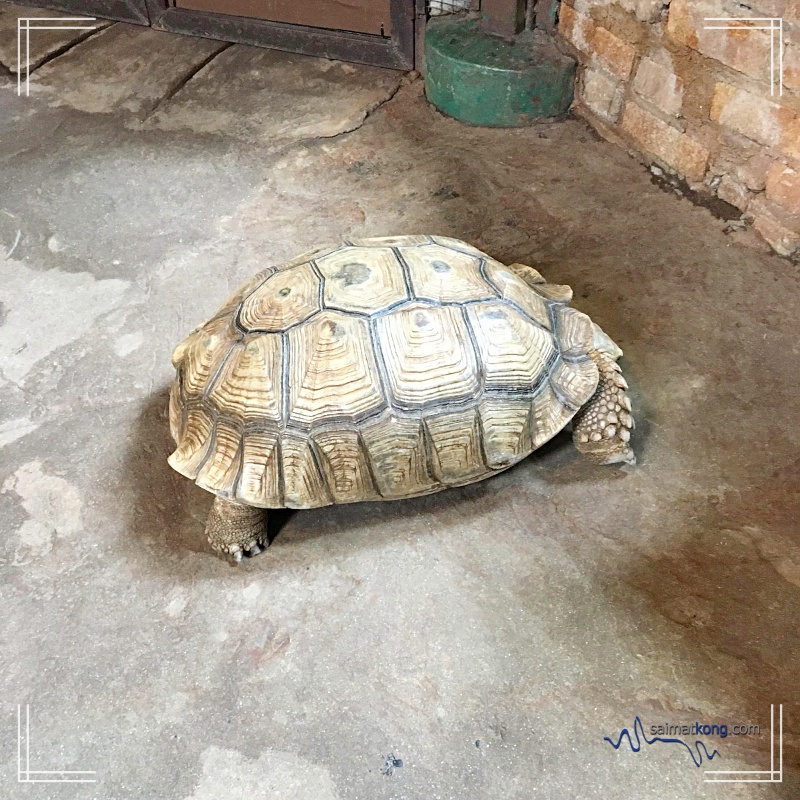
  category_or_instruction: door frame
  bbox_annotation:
[144,0,416,69]
[18,0,148,24]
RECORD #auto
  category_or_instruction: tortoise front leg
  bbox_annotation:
[572,349,636,466]
[205,497,268,562]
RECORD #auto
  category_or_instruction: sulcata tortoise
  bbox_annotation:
[169,235,635,561]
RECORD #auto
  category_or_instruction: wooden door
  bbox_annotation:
[174,0,393,37]
[146,0,415,68]
[17,0,418,68]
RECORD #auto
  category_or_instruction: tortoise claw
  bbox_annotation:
[227,541,266,562]
[205,499,269,563]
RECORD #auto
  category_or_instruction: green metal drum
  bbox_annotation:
[424,17,576,127]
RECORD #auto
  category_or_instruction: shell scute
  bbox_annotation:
[168,405,214,479]
[236,430,282,507]
[549,357,600,410]
[360,415,435,499]
[348,235,431,247]
[479,397,533,469]
[554,306,594,358]
[429,236,486,257]
[467,302,555,392]
[208,334,282,423]
[177,316,241,400]
[312,429,378,504]
[196,418,243,497]
[482,260,552,330]
[281,435,331,509]
[316,246,408,314]
[402,244,495,303]
[424,408,488,486]
[531,384,575,448]
[375,303,480,410]
[287,312,385,427]
[238,263,321,332]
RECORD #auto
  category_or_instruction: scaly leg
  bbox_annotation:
[573,349,636,465]
[205,496,268,562]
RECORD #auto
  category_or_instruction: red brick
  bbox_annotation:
[781,117,800,162]
[668,0,774,82]
[765,163,800,213]
[581,67,625,122]
[633,57,684,116]
[734,154,775,192]
[591,26,637,80]
[717,175,750,211]
[621,102,710,180]
[633,0,666,23]
[666,0,699,48]
[711,83,796,149]
[783,43,800,91]
[611,0,661,22]
[748,196,800,255]
[560,8,635,80]
[559,5,594,54]
[558,3,576,40]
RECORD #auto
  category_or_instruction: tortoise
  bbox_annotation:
[168,235,635,561]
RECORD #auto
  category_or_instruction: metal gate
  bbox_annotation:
[19,0,419,68]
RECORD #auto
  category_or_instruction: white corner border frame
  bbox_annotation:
[703,17,783,97]
[17,704,97,784]
[17,16,97,97]
[704,704,783,783]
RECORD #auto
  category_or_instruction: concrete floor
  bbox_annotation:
[0,6,798,799]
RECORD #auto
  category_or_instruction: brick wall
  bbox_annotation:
[557,0,800,256]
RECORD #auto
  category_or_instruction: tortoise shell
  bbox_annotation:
[168,235,600,509]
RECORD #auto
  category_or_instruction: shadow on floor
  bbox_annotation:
[596,465,800,795]
[121,385,616,576]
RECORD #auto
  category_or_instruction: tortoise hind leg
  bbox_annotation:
[573,349,636,466]
[205,497,268,562]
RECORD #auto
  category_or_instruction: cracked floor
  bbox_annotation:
[0,4,799,799]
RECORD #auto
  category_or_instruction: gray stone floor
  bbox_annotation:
[0,5,798,799]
